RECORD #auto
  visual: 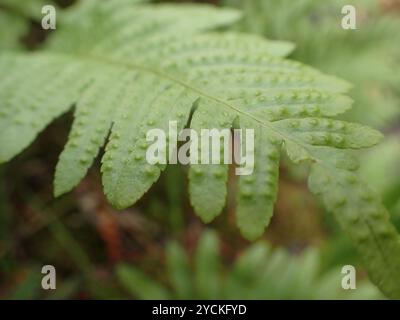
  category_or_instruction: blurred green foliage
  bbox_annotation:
[360,136,400,227]
[0,0,55,50]
[116,230,382,299]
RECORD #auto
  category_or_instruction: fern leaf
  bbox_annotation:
[0,54,88,162]
[102,75,197,208]
[236,119,281,239]
[54,68,128,196]
[188,100,236,222]
[0,0,380,233]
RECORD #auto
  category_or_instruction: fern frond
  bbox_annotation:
[0,0,379,238]
[0,0,398,297]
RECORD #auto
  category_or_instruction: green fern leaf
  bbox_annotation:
[0,0,380,237]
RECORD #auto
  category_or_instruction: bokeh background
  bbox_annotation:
[0,0,399,299]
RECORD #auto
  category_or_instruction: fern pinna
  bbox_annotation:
[0,0,399,298]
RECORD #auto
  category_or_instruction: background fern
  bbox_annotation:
[116,230,382,299]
